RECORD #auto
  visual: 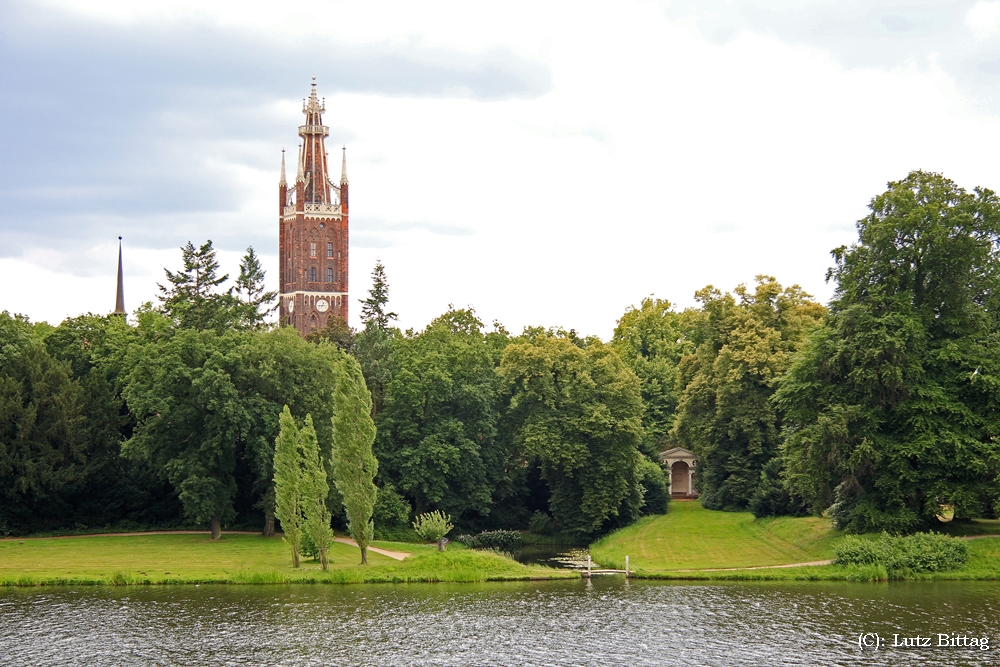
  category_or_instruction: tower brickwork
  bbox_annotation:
[279,77,349,335]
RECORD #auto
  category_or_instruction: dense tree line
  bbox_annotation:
[4,170,999,537]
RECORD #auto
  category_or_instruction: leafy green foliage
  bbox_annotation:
[158,240,235,332]
[359,260,398,331]
[121,326,249,534]
[233,246,277,330]
[527,511,558,535]
[305,316,355,350]
[372,482,411,529]
[473,529,522,552]
[412,510,454,543]
[376,308,509,523]
[332,355,379,564]
[238,328,343,534]
[671,277,825,510]
[0,313,86,530]
[637,458,669,515]
[499,334,645,536]
[777,171,1000,532]
[300,415,332,569]
[272,407,303,567]
[612,297,691,456]
[749,457,808,518]
[834,533,969,573]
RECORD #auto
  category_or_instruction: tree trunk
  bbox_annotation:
[262,513,275,537]
[319,548,329,571]
[360,545,368,565]
[210,515,221,540]
[292,547,300,568]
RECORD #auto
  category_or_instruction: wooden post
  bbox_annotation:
[587,554,592,578]
[626,555,630,578]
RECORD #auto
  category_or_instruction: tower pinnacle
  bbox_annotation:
[279,148,286,187]
[113,237,126,316]
[279,78,349,335]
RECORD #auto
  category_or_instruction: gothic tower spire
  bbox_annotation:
[278,78,349,335]
[113,236,126,316]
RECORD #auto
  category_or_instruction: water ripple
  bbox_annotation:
[1,580,998,666]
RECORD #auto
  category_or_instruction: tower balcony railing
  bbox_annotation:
[305,202,341,214]
[298,124,330,137]
[284,203,342,216]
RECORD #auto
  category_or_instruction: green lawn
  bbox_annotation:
[590,500,842,571]
[590,501,1000,581]
[0,533,576,586]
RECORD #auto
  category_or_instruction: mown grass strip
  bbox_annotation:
[0,534,575,586]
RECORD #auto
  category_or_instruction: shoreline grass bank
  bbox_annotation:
[589,500,1000,582]
[0,533,577,587]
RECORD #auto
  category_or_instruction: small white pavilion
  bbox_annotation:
[659,447,698,498]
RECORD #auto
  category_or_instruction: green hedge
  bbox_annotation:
[834,532,968,574]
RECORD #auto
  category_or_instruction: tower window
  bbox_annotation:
[326,267,333,282]
[327,242,333,258]
[310,242,317,257]
[310,267,317,282]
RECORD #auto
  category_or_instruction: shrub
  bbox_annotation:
[373,525,421,542]
[637,458,669,515]
[749,458,808,518]
[454,534,478,548]
[300,530,319,561]
[834,532,968,574]
[475,530,522,552]
[412,510,454,544]
[528,511,558,535]
[373,483,411,529]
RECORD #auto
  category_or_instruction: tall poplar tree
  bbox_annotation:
[273,406,303,567]
[300,415,332,570]
[332,356,379,564]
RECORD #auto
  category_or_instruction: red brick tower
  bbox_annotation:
[279,77,349,335]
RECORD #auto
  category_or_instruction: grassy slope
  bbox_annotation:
[590,500,841,571]
[591,501,1000,581]
[0,533,575,586]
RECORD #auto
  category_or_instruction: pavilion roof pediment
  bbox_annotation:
[659,446,697,463]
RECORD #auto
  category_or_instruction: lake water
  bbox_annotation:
[1,579,998,666]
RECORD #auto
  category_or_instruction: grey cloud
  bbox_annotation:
[659,1,1000,110]
[0,1,549,264]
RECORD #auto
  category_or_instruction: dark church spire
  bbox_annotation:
[113,237,126,316]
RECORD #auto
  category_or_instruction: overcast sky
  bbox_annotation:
[4,0,1000,337]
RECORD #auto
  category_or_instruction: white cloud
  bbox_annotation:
[966,1,1000,40]
[7,1,1000,339]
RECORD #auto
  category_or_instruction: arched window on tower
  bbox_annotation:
[326,267,333,282]
[310,267,317,282]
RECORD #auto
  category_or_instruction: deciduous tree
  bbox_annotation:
[499,334,644,536]
[300,415,332,570]
[777,171,1000,532]
[375,309,508,522]
[671,277,825,511]
[332,355,379,564]
[273,406,303,566]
